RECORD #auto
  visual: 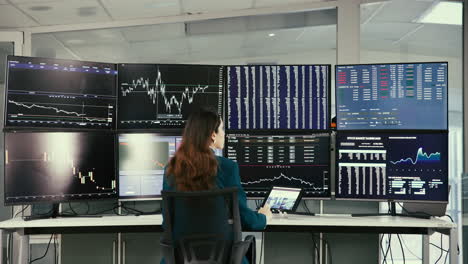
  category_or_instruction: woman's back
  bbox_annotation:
[164,155,267,230]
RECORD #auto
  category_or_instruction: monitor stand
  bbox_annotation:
[351,202,431,219]
[23,203,101,221]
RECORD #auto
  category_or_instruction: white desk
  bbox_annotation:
[0,214,457,264]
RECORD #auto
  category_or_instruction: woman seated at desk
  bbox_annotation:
[162,108,272,264]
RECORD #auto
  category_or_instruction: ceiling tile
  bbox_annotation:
[16,0,111,26]
[54,29,127,46]
[120,23,186,43]
[371,0,434,23]
[254,0,322,8]
[0,5,39,28]
[182,0,252,13]
[9,0,63,3]
[361,2,386,24]
[100,0,181,20]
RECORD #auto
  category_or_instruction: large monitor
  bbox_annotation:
[5,56,117,129]
[336,62,448,130]
[118,133,223,200]
[225,132,330,198]
[226,65,330,130]
[117,64,225,129]
[4,132,117,205]
[336,131,448,202]
[118,134,181,200]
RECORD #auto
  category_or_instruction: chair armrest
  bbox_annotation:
[160,240,175,264]
[231,235,256,264]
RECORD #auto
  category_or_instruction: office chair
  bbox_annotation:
[160,187,256,264]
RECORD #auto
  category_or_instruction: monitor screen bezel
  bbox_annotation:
[116,131,183,201]
[4,55,118,131]
[224,64,332,131]
[334,129,449,203]
[224,129,332,200]
[334,62,449,131]
[115,63,226,131]
[3,130,119,206]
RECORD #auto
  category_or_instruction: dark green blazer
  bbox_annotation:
[161,156,267,263]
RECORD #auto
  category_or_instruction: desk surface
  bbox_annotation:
[0,214,455,231]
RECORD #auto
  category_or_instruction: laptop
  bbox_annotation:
[262,186,304,213]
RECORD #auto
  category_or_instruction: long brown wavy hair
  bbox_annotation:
[166,108,221,191]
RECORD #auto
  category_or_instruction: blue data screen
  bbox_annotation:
[336,63,448,130]
[227,65,329,130]
[336,132,448,202]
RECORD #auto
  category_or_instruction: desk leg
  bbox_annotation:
[17,234,29,264]
[422,234,430,264]
[257,233,263,264]
[0,230,3,264]
[243,232,262,264]
[450,228,457,264]
[319,233,323,264]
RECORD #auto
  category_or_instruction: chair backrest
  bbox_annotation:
[162,187,242,264]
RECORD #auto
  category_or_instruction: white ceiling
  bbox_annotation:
[254,0,322,8]
[8,0,64,3]
[361,0,462,58]
[0,0,460,111]
[40,10,338,63]
[182,0,252,13]
[371,0,432,23]
[15,0,112,25]
[100,0,181,20]
[0,0,460,74]
[0,0,332,29]
[0,4,39,28]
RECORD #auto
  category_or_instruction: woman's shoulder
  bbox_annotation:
[215,156,239,185]
[216,156,238,170]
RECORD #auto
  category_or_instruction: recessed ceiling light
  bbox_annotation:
[29,6,52,11]
[418,1,462,26]
[268,33,276,37]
